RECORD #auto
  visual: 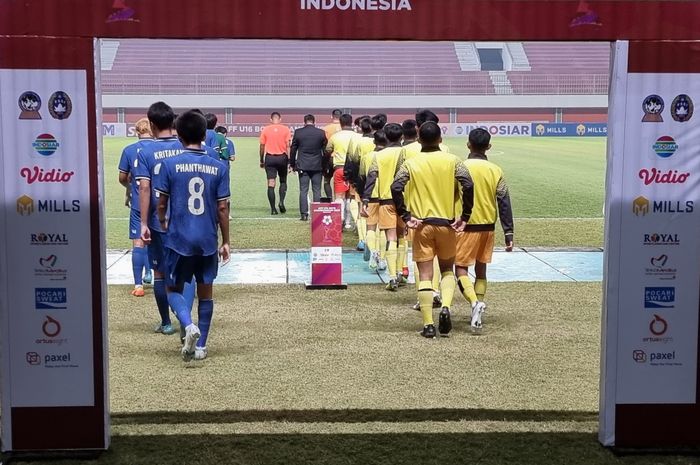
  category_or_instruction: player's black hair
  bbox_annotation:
[384,123,403,143]
[339,113,353,127]
[147,101,175,131]
[370,114,387,131]
[359,117,372,135]
[332,109,342,119]
[469,128,491,151]
[418,122,442,146]
[271,112,282,119]
[415,109,439,126]
[205,113,218,130]
[215,125,228,134]
[373,129,388,148]
[304,114,316,124]
[402,119,418,139]
[176,110,207,146]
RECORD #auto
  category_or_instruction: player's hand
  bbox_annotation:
[405,217,423,229]
[140,225,151,244]
[360,204,369,218]
[505,239,514,252]
[259,162,265,169]
[451,218,467,232]
[229,155,236,162]
[124,194,130,208]
[219,243,231,265]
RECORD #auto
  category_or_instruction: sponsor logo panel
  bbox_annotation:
[644,287,675,309]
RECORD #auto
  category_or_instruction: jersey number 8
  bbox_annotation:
[188,177,205,216]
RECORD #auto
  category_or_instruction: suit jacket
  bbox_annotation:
[290,125,327,172]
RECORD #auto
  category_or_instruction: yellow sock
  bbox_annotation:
[440,271,456,309]
[418,282,434,325]
[414,262,420,291]
[379,231,387,261]
[386,241,398,277]
[475,279,487,301]
[457,275,477,305]
[357,217,367,242]
[366,228,377,255]
[349,201,359,225]
[397,238,407,274]
[431,258,441,290]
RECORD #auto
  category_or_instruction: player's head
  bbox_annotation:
[468,128,491,153]
[359,117,372,135]
[135,117,152,138]
[270,112,282,122]
[370,114,386,131]
[384,123,403,144]
[339,113,353,129]
[373,129,387,149]
[215,125,227,135]
[418,122,442,149]
[176,110,207,146]
[402,119,418,141]
[205,113,218,130]
[304,114,316,124]
[416,109,439,127]
[147,101,175,133]
[331,109,342,121]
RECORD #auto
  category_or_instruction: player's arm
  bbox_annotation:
[259,130,267,168]
[496,176,515,251]
[391,164,414,226]
[152,162,170,231]
[156,193,169,230]
[289,133,299,170]
[217,165,232,263]
[362,157,378,204]
[452,163,474,232]
[118,149,131,188]
[325,135,335,155]
[135,151,152,242]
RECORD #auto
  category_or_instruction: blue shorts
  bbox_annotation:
[164,248,219,288]
[147,230,165,272]
[129,209,141,240]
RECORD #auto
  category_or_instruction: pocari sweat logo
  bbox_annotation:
[644,287,675,309]
[35,288,67,310]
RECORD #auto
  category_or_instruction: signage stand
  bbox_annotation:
[306,202,347,290]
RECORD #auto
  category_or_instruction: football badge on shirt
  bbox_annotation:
[671,94,693,123]
[18,91,42,120]
[48,91,72,120]
[642,95,664,122]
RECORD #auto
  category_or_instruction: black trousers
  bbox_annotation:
[298,170,322,215]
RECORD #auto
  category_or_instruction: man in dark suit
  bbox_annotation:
[290,114,328,221]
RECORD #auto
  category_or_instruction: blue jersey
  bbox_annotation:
[118,138,153,212]
[226,138,235,157]
[153,149,230,256]
[205,129,217,148]
[134,137,184,232]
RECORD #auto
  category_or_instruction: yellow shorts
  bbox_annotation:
[455,230,495,267]
[378,204,404,231]
[365,202,379,225]
[412,224,456,263]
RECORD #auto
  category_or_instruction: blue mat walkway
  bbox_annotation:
[106,248,604,285]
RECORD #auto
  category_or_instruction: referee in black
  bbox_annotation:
[290,114,327,221]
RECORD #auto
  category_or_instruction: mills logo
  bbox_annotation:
[632,196,693,216]
[15,195,80,215]
[644,287,675,309]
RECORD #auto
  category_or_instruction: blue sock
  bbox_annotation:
[167,291,192,328]
[197,299,214,348]
[132,247,146,286]
[153,279,171,326]
[183,279,196,313]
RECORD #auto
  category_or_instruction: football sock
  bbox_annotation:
[349,201,359,226]
[167,291,192,328]
[196,299,214,348]
[357,217,367,242]
[366,228,377,255]
[386,241,398,277]
[475,278,487,301]
[267,186,276,210]
[183,278,196,313]
[457,275,478,305]
[153,279,171,326]
[323,179,332,198]
[397,238,407,275]
[431,258,441,291]
[418,282,434,325]
[379,231,387,261]
[279,182,287,206]
[440,271,456,309]
[414,262,420,290]
[132,246,147,286]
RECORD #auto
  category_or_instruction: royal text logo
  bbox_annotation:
[31,233,69,246]
[643,233,679,246]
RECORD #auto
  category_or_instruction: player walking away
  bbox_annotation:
[322,109,343,198]
[214,126,236,162]
[391,122,474,338]
[153,110,231,362]
[259,112,292,215]
[345,116,375,255]
[325,114,356,229]
[360,130,386,271]
[118,117,153,297]
[204,113,219,148]
[455,128,514,333]
[362,123,406,291]
[136,101,195,336]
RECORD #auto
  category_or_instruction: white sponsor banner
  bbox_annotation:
[440,122,532,137]
[311,247,342,264]
[0,70,95,407]
[102,122,126,137]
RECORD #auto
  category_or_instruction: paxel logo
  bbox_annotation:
[26,352,41,366]
[35,288,67,310]
[644,287,675,309]
[643,233,679,246]
[632,350,647,363]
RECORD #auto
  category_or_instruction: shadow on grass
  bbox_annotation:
[111,408,598,425]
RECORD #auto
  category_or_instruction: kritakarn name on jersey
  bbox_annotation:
[301,0,412,11]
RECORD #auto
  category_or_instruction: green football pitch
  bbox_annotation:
[102,136,606,250]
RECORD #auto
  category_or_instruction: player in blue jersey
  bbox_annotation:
[204,113,219,148]
[118,117,153,297]
[135,101,195,336]
[153,110,231,362]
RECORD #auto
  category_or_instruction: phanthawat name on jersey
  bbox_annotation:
[175,163,220,175]
[301,0,412,11]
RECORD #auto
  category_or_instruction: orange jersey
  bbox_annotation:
[260,124,291,155]
[323,122,341,140]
